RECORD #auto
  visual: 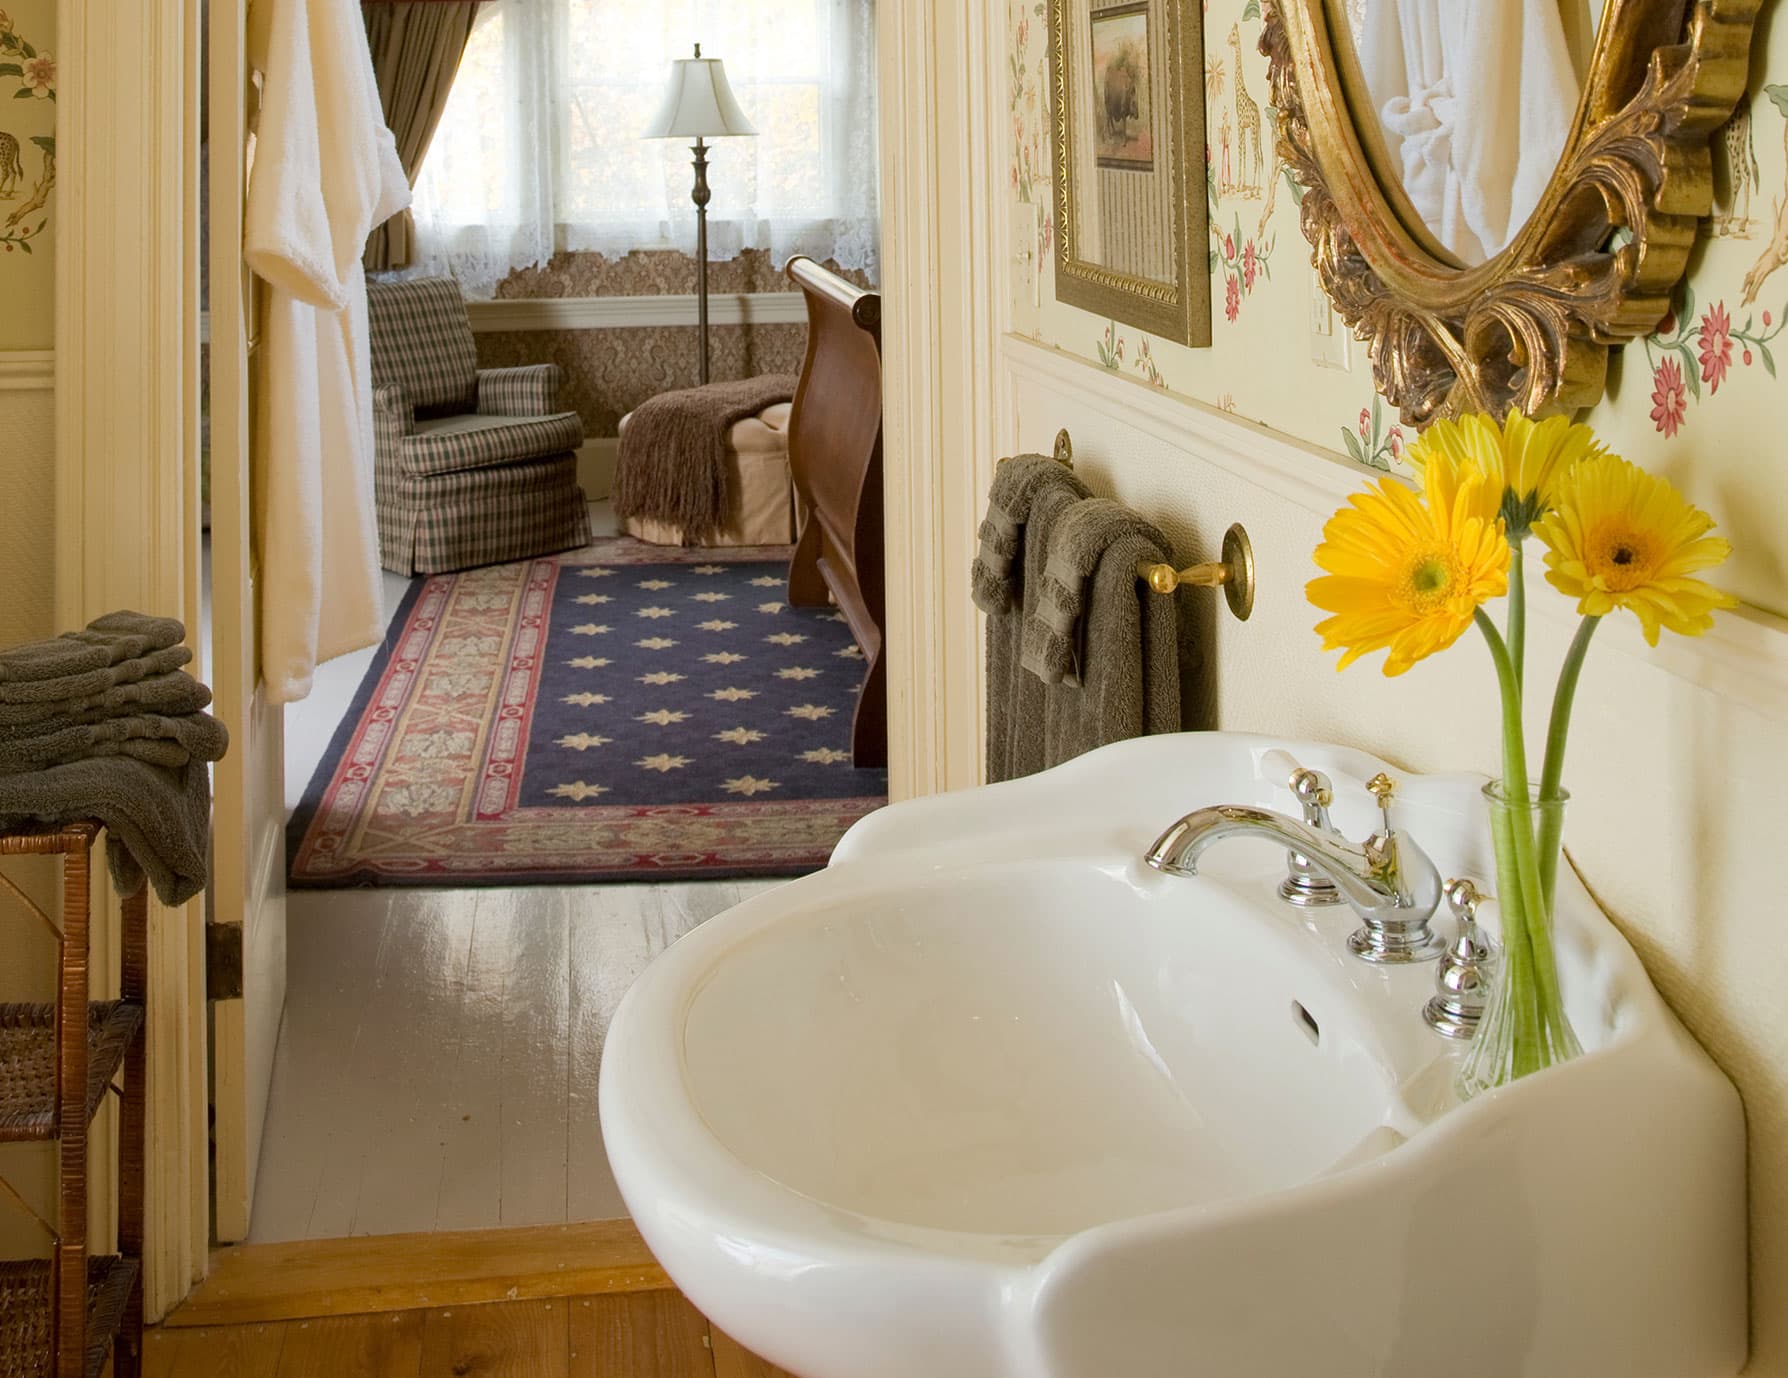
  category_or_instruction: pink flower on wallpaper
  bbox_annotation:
[1697,302,1733,393]
[1650,356,1688,437]
[1357,407,1371,440]
[22,51,54,97]
[1388,425,1405,461]
[1242,240,1258,291]
[1223,233,1235,261]
[1225,274,1240,323]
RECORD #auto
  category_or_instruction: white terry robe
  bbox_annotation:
[1359,0,1580,263]
[244,0,409,704]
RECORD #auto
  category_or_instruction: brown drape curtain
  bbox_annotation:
[362,0,483,272]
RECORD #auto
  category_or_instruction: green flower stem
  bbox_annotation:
[1536,615,1601,909]
[1507,541,1527,693]
[1475,609,1556,1077]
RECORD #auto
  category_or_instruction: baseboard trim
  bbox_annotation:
[579,437,619,501]
[167,1219,669,1327]
[467,293,807,333]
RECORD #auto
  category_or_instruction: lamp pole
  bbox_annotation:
[691,133,712,384]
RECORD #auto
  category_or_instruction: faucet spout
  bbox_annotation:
[1146,803,1444,963]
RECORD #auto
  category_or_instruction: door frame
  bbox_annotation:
[52,0,998,1320]
[54,0,209,1320]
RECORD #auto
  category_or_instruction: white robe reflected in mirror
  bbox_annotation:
[1357,0,1586,264]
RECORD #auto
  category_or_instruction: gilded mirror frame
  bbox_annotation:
[1049,0,1212,346]
[1260,0,1762,422]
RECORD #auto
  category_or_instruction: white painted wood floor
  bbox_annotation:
[249,879,782,1244]
[252,503,785,1245]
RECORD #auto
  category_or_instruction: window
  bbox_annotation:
[411,0,879,295]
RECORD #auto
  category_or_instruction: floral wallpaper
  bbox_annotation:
[0,0,55,351]
[1007,0,1788,616]
[473,247,869,437]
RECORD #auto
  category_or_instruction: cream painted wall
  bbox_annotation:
[984,4,1788,1372]
[1007,0,1788,615]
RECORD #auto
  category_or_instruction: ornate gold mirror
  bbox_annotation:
[1262,0,1762,421]
[1048,0,1211,345]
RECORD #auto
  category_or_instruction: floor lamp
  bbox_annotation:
[645,44,758,386]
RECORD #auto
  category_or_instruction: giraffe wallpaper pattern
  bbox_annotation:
[473,248,871,439]
[0,0,55,350]
[1007,0,1788,615]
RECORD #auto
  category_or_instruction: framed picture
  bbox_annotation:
[1090,2,1154,170]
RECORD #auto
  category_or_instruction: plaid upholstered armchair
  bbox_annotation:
[367,276,592,574]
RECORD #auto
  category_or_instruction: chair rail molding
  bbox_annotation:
[0,352,55,390]
[464,292,808,333]
[877,0,1009,800]
[54,0,208,1321]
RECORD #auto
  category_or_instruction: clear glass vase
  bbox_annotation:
[1456,782,1582,1100]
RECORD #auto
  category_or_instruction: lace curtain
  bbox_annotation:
[409,0,879,297]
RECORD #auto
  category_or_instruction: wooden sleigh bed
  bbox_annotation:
[783,257,886,770]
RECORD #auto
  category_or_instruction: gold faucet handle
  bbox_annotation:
[1365,772,1398,828]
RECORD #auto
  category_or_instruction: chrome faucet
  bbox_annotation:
[1145,771,1445,963]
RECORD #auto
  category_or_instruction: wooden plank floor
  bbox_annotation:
[144,1292,795,1378]
[250,882,780,1244]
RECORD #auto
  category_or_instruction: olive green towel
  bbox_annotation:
[971,455,1090,615]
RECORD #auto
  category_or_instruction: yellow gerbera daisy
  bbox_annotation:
[1309,451,1509,676]
[1533,454,1738,645]
[1406,412,1603,538]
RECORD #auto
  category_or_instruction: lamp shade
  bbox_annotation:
[643,50,758,139]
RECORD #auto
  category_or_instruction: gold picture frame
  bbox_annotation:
[1260,0,1763,423]
[1050,0,1211,345]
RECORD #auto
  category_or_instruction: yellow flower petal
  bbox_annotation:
[1405,411,1604,537]
[1533,453,1738,645]
[1309,469,1509,677]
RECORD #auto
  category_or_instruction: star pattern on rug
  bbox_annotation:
[636,637,678,650]
[787,704,835,721]
[835,645,864,660]
[638,671,685,686]
[567,656,613,669]
[822,612,848,624]
[693,565,725,575]
[714,726,767,746]
[777,667,821,681]
[636,708,692,726]
[703,652,746,665]
[638,579,674,591]
[709,687,758,702]
[574,594,612,605]
[636,753,693,773]
[562,692,612,707]
[558,732,614,751]
[636,606,675,619]
[548,780,610,801]
[766,633,807,646]
[722,776,780,797]
[749,575,781,588]
[801,747,850,764]
[576,568,615,579]
[691,592,731,603]
[756,602,784,614]
[698,620,738,632]
[572,624,612,636]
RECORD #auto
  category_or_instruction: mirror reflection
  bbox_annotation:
[1339,0,1600,264]
[1065,0,1179,283]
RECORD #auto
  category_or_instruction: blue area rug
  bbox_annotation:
[288,539,887,887]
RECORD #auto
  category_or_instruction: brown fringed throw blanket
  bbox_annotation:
[612,373,799,543]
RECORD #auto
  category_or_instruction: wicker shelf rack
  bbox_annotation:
[0,822,145,1378]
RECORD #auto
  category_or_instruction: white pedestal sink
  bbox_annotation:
[598,733,1748,1378]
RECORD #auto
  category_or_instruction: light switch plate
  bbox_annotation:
[1012,201,1042,309]
[1309,270,1350,370]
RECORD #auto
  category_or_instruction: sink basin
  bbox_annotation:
[598,733,1747,1378]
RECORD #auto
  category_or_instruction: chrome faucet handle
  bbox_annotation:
[1260,751,1342,908]
[1347,771,1446,964]
[1424,878,1495,1038]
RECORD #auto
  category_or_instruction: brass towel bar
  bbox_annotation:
[1137,523,1255,622]
[1000,430,1254,620]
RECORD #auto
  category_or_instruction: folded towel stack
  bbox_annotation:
[0,612,228,905]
